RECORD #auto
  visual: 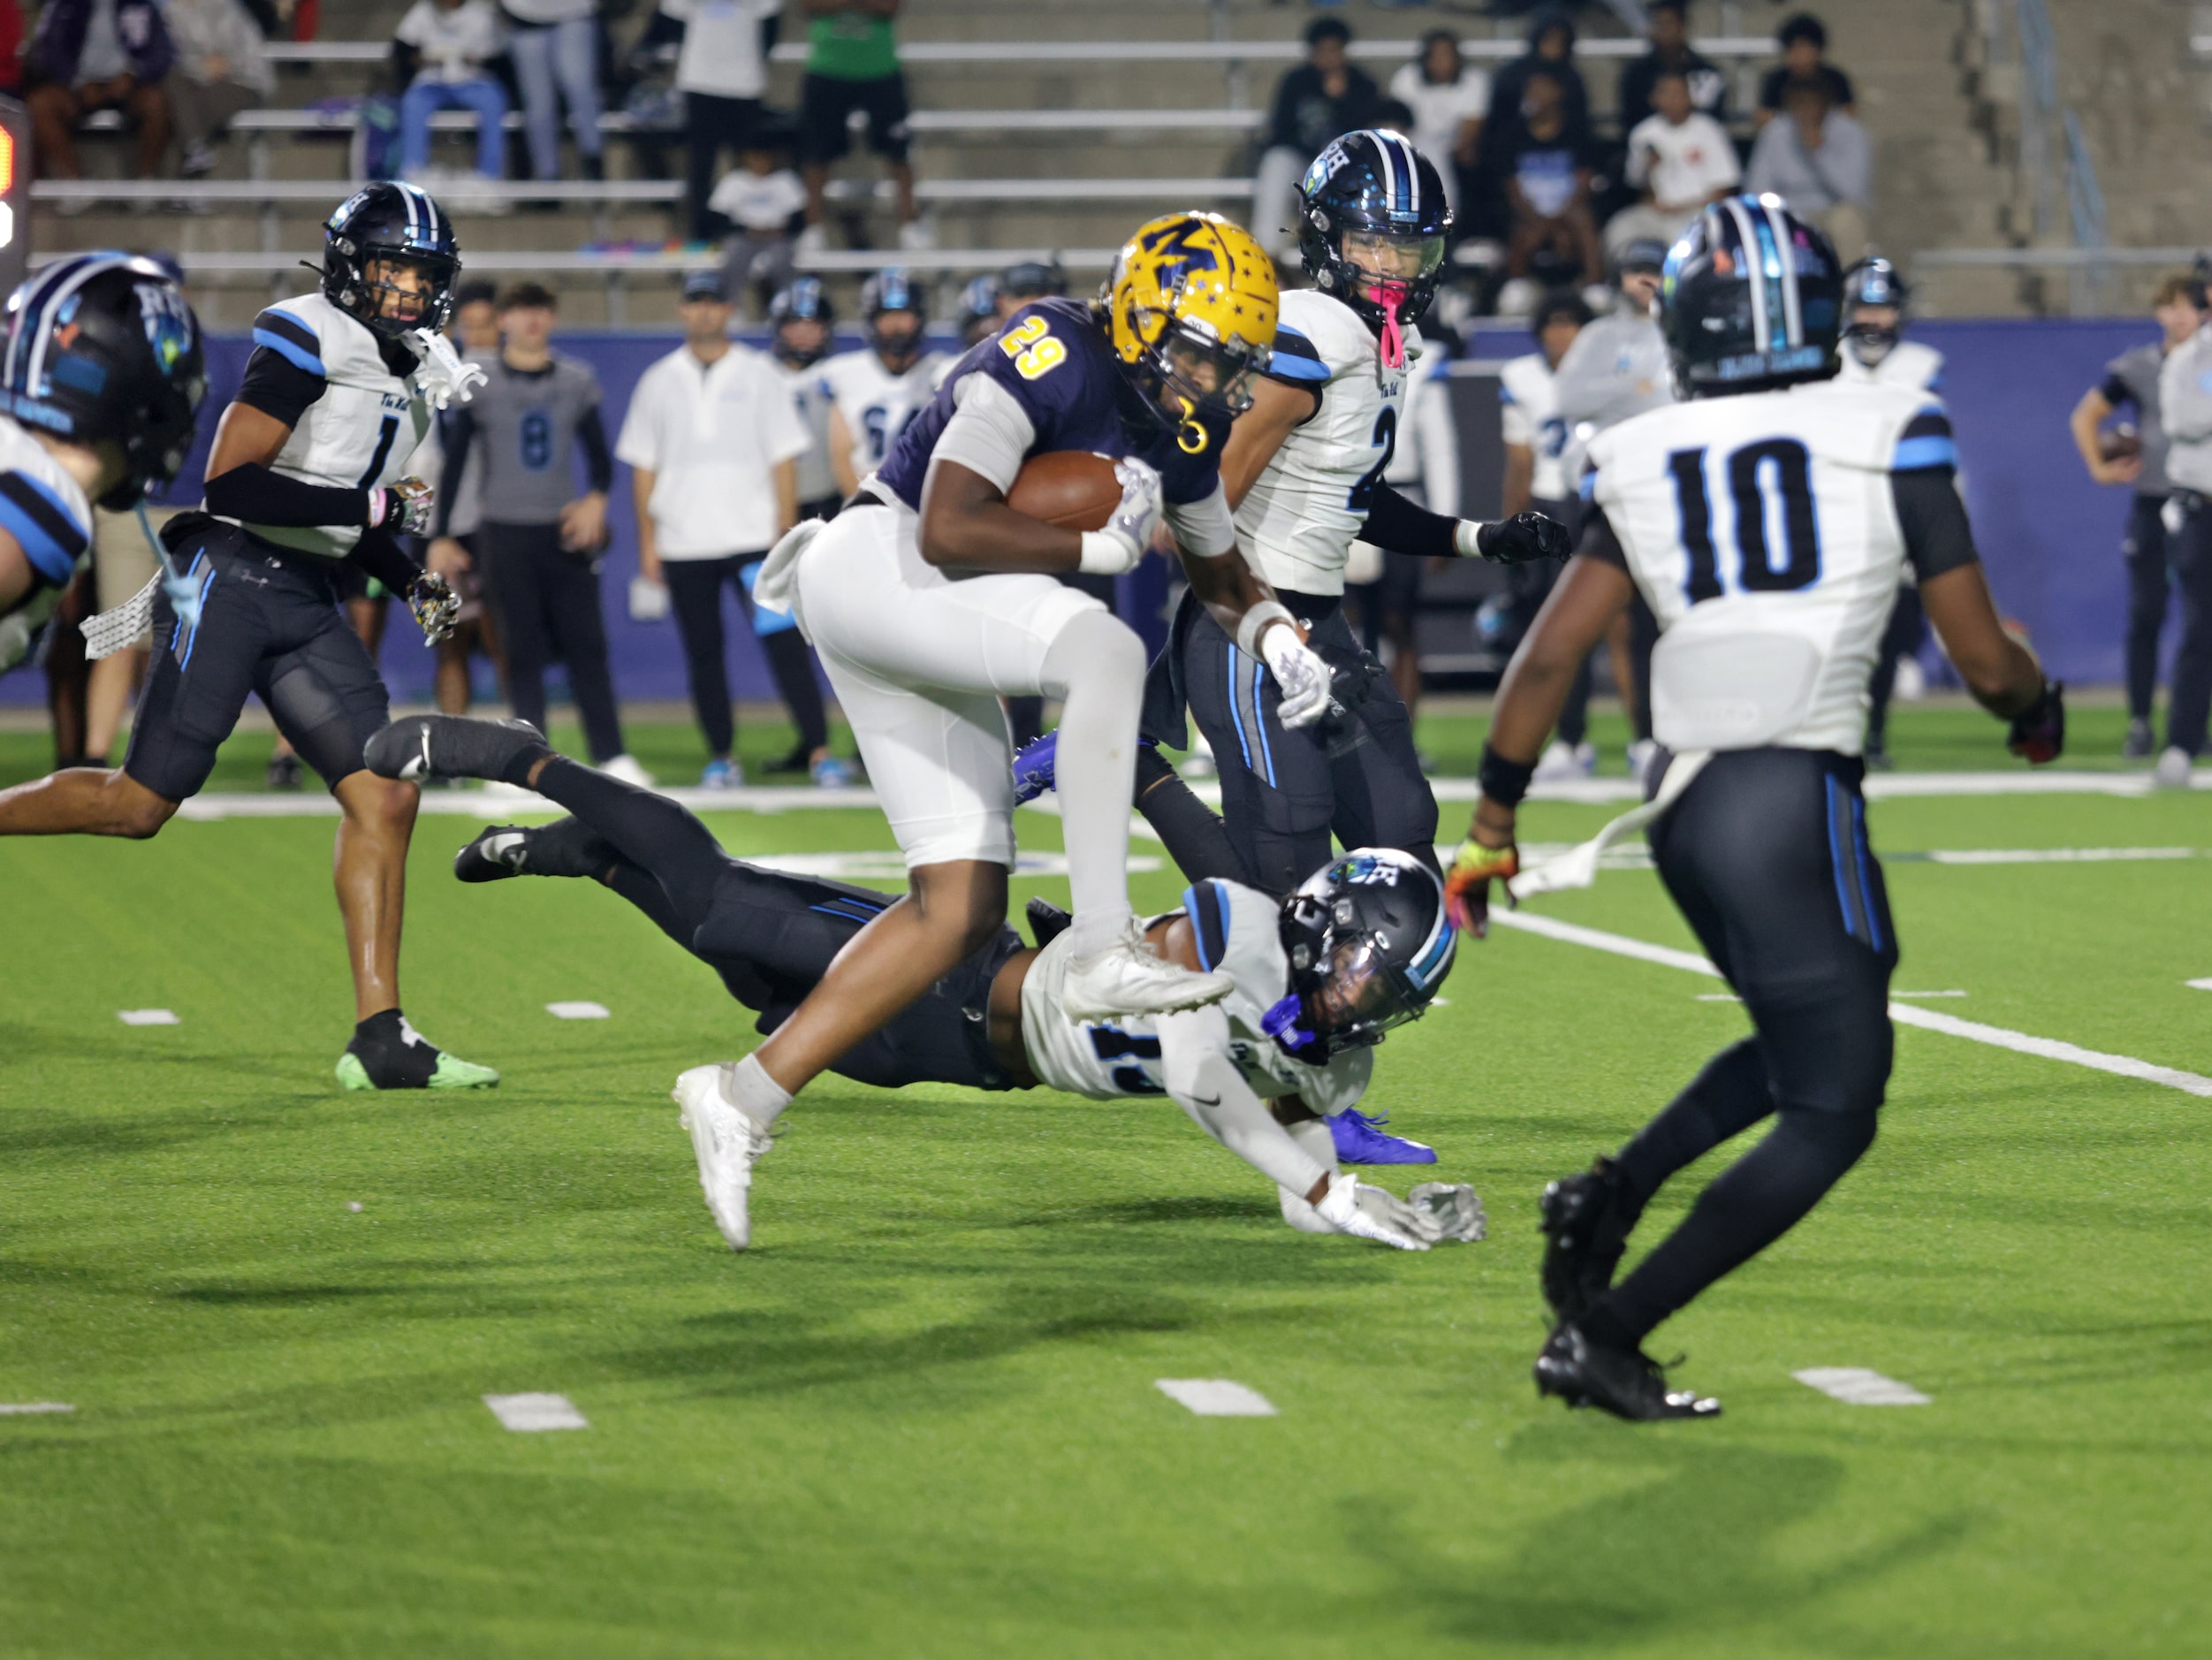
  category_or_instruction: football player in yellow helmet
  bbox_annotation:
[1101,210,1281,441]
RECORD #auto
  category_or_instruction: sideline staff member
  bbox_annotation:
[617,270,826,788]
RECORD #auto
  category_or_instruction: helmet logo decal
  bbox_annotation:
[1136,219,1221,297]
[134,281,194,375]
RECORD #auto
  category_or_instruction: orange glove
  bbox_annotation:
[1443,835,1519,937]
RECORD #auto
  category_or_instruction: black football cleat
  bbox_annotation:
[453,817,614,884]
[366,713,550,786]
[1533,1322,1722,1422]
[1025,895,1073,949]
[1539,1155,1638,1322]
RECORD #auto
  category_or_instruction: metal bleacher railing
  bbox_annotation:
[50,31,1778,313]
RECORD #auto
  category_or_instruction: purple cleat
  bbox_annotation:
[1329,1108,1437,1165]
[1013,728,1059,804]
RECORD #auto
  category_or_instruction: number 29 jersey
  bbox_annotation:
[1585,377,1962,757]
[871,297,1232,514]
[1235,288,1416,597]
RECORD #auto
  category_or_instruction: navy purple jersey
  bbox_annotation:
[872,298,1232,510]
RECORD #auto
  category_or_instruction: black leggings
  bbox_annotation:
[2123,493,2170,724]
[528,756,1020,1090]
[1585,749,1894,1346]
[477,521,625,763]
[665,552,830,759]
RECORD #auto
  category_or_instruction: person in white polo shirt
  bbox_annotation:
[619,269,842,788]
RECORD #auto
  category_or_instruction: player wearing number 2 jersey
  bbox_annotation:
[1441,195,2064,1421]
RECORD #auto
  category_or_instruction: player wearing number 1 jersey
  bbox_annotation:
[0,185,498,1093]
[1440,195,2064,1420]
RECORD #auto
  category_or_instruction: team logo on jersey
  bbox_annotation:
[133,281,194,376]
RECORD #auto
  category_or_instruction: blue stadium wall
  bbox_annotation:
[0,317,2169,707]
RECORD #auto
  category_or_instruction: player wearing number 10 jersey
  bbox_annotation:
[1441,194,2064,1420]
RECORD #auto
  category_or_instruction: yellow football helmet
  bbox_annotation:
[1104,210,1278,423]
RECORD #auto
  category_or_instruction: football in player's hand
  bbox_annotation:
[1007,450,1121,531]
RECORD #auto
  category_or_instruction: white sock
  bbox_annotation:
[1040,611,1144,961]
[725,1053,794,1130]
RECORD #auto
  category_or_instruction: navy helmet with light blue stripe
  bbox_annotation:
[1660,193,1842,398]
[1,252,207,511]
[1296,128,1454,337]
[1276,847,1456,1060]
[770,276,838,365]
[861,266,927,369]
[322,181,461,339]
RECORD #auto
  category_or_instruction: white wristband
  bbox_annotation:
[1078,529,1134,575]
[1453,519,1486,559]
[1235,599,1295,659]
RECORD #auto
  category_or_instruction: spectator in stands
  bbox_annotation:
[1388,30,1486,210]
[392,0,509,185]
[1756,12,1855,129]
[798,0,924,252]
[712,126,808,309]
[2070,273,2201,761]
[162,0,270,179]
[666,0,779,244]
[1607,66,1737,257]
[1618,0,1727,132]
[1252,16,1384,257]
[1745,73,1870,258]
[617,270,831,788]
[24,0,174,187]
[1483,6,1588,156]
[505,0,604,182]
[1497,71,1601,306]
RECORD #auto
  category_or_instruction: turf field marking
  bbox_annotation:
[1912,847,2198,864]
[546,1001,611,1020]
[1491,910,2212,1099]
[2187,979,2212,993]
[0,1403,74,1415]
[1794,1368,1931,1406]
[483,1393,588,1432]
[1153,1379,1278,1418]
[116,1009,179,1025]
[1893,990,1967,999]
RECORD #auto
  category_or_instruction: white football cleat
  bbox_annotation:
[673,1063,774,1250]
[1061,925,1233,1020]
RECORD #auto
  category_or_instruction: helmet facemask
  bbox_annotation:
[1331,226,1446,370]
[338,247,458,338]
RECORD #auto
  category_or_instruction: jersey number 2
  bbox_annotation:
[1345,406,1398,514]
[1668,438,1821,604]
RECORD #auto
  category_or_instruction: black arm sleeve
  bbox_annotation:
[2097,374,2133,409]
[203,462,370,529]
[1892,468,1980,583]
[576,405,613,494]
[236,344,326,430]
[433,407,475,537]
[1577,506,1629,570]
[345,526,422,594]
[1361,480,1459,559]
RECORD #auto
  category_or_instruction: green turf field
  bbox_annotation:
[2,706,2208,1657]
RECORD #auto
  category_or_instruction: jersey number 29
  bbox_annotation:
[1668,438,1822,604]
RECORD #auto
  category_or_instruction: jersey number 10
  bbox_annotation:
[1668,438,1822,604]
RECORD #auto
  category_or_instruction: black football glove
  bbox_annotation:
[2007,679,2064,765]
[1473,510,1574,565]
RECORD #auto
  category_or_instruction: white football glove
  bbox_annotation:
[1258,621,1333,729]
[1409,1182,1487,1244]
[1078,457,1166,575]
[1315,1176,1431,1251]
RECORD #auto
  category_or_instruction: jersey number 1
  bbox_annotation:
[1668,438,1821,604]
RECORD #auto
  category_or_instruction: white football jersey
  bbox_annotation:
[1587,378,1946,756]
[1498,350,1572,503]
[1020,878,1372,1115]
[232,292,434,560]
[1838,339,1944,392]
[1235,289,1418,597]
[0,413,95,670]
[817,348,946,486]
[776,358,838,504]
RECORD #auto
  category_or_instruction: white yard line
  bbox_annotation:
[1489,910,2212,1098]
[1153,1379,1278,1417]
[545,1001,610,1020]
[1794,1367,1931,1405]
[0,1403,74,1415]
[483,1392,588,1432]
[116,1009,179,1025]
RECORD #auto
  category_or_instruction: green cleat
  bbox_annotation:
[338,1011,500,1091]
